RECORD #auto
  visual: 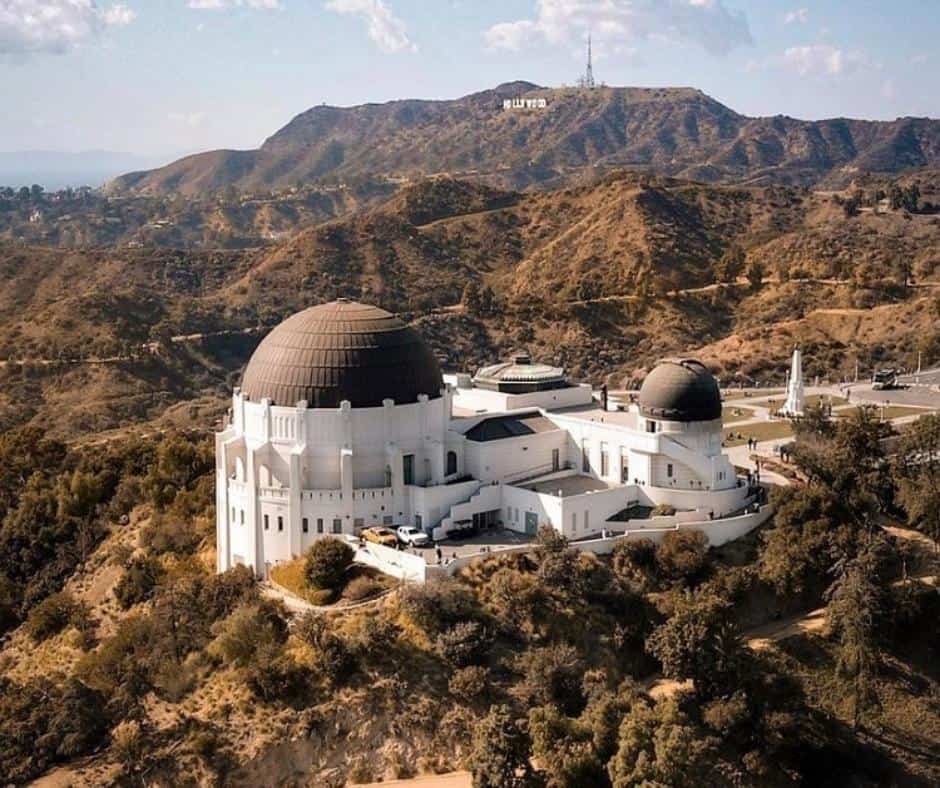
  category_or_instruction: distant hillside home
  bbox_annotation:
[215,300,755,578]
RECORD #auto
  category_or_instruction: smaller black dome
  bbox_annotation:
[639,359,721,422]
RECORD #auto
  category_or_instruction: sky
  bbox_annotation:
[1,0,938,158]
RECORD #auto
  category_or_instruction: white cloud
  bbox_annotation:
[102,2,133,24]
[187,0,281,9]
[325,0,415,53]
[779,43,867,76]
[783,8,808,25]
[484,0,752,57]
[0,0,135,56]
[169,111,207,127]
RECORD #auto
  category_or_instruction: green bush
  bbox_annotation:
[342,574,383,602]
[514,644,585,716]
[303,538,354,590]
[140,512,201,556]
[434,620,491,667]
[656,530,709,585]
[24,591,86,642]
[208,599,288,668]
[611,538,659,589]
[650,503,677,517]
[114,556,163,609]
[468,704,533,788]
[448,665,490,705]
[398,577,478,636]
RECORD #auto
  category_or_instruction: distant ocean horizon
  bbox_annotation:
[0,150,187,190]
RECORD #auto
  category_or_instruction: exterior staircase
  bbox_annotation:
[433,483,503,540]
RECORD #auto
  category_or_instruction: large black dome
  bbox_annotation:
[638,358,722,422]
[239,300,443,408]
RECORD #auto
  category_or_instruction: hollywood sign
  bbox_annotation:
[503,97,548,110]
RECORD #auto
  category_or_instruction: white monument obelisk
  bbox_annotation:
[782,347,804,417]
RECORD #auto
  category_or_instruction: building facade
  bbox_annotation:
[216,300,751,577]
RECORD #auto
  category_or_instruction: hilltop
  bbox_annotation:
[108,82,940,196]
[2,170,939,439]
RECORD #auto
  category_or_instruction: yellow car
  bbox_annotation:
[362,526,398,547]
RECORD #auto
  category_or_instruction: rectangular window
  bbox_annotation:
[263,514,269,531]
[231,506,236,522]
[317,518,324,534]
[581,440,590,473]
[383,515,393,525]
[403,454,415,485]
[354,518,364,529]
[600,442,609,477]
[302,517,309,534]
[571,512,577,532]
[552,448,560,471]
[332,518,342,534]
[667,463,674,479]
[277,516,284,532]
[584,510,589,533]
[620,447,629,484]
[240,509,245,526]
[646,420,657,433]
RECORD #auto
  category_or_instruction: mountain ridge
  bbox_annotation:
[108,83,940,197]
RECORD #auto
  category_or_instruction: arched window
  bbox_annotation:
[446,451,458,476]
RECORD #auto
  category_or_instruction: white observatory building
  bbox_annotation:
[216,300,752,577]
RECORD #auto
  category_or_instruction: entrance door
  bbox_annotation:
[524,511,538,535]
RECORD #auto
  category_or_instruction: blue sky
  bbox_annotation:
[2,0,938,157]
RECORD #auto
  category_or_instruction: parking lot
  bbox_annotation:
[399,527,536,562]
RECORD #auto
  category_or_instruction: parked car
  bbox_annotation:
[396,525,430,547]
[362,526,398,547]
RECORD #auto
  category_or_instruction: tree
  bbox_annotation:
[759,484,841,596]
[655,530,709,586]
[528,705,607,788]
[207,599,288,668]
[462,281,483,315]
[303,537,354,590]
[515,644,586,715]
[746,259,766,291]
[825,533,890,729]
[468,704,533,788]
[435,620,491,667]
[893,413,940,551]
[646,589,743,698]
[608,698,718,788]
[841,190,862,217]
[716,243,746,283]
[114,556,162,609]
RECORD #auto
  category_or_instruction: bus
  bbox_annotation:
[871,369,899,390]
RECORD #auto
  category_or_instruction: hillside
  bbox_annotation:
[0,422,937,785]
[108,82,940,196]
[0,180,393,249]
[2,171,940,438]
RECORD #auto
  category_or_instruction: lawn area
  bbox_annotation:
[722,420,794,447]
[722,404,755,424]
[767,393,848,416]
[835,404,936,421]
[804,393,848,408]
[270,557,394,606]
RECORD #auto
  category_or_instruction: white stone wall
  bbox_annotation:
[463,429,569,484]
[449,382,593,414]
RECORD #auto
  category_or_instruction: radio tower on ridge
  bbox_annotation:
[579,32,596,89]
